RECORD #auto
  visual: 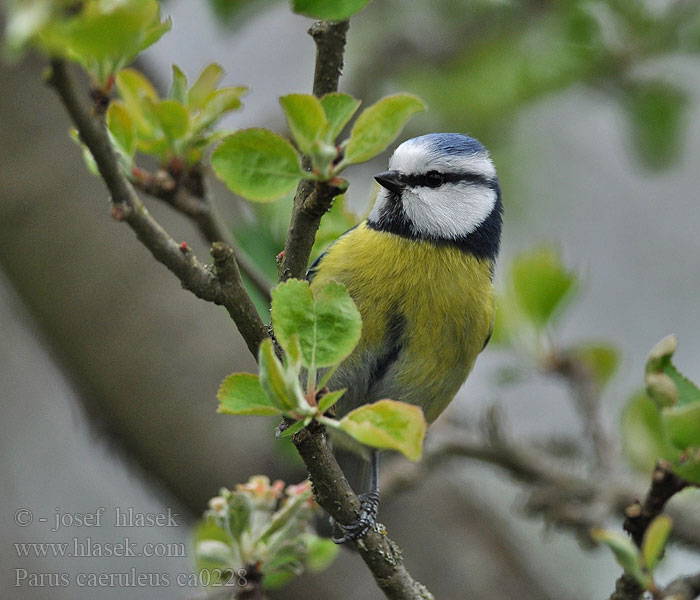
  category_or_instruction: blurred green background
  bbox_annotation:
[2,1,700,598]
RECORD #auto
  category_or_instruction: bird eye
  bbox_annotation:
[424,170,444,188]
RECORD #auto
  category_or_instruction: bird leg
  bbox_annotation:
[333,450,380,544]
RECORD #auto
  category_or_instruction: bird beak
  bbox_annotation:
[374,170,405,194]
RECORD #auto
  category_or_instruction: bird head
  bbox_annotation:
[368,133,502,259]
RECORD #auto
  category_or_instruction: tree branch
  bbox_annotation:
[292,422,434,600]
[380,418,700,552]
[278,20,350,282]
[310,20,351,98]
[46,58,268,358]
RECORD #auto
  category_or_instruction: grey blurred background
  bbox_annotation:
[2,1,700,599]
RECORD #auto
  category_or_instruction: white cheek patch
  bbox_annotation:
[401,183,497,239]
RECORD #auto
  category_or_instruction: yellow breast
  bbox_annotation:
[310,222,495,423]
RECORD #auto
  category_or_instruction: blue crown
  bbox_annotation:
[412,133,485,157]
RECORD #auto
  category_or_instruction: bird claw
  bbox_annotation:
[332,491,380,544]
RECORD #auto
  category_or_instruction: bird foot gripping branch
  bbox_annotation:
[332,490,381,544]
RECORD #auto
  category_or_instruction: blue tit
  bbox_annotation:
[307,133,503,542]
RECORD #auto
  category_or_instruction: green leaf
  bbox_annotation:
[259,338,298,412]
[338,399,426,461]
[301,533,339,571]
[570,342,619,389]
[509,246,578,329]
[217,373,281,416]
[662,403,700,449]
[188,63,225,109]
[625,82,687,171]
[211,129,304,202]
[621,391,681,472]
[342,93,427,165]
[290,0,372,20]
[36,0,170,79]
[321,93,361,142]
[642,514,672,573]
[152,99,190,141]
[271,279,362,369]
[280,94,329,156]
[591,528,646,587]
[115,68,159,137]
[318,389,345,413]
[193,86,247,133]
[169,64,188,104]
[106,101,136,157]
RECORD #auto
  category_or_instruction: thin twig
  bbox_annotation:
[133,166,274,300]
[47,59,268,358]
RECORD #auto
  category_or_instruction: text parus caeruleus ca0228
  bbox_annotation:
[307,133,503,543]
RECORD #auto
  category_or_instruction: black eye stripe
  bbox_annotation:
[401,171,495,188]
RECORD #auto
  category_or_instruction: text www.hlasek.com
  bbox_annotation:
[14,537,186,558]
